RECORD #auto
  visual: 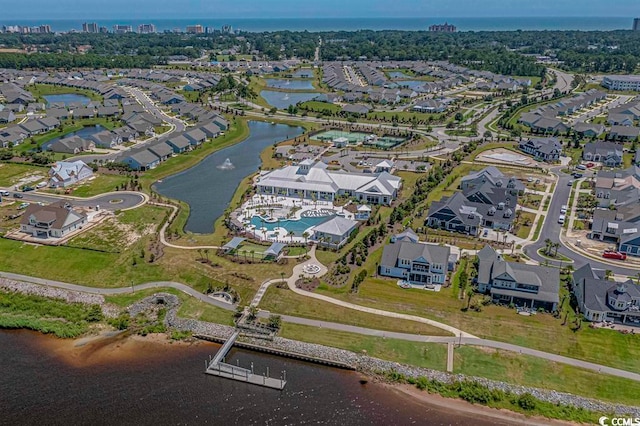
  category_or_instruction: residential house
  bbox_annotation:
[582,142,623,167]
[607,114,634,127]
[184,128,207,146]
[48,136,95,154]
[19,119,48,136]
[48,160,94,188]
[378,240,452,287]
[573,122,606,138]
[89,130,122,148]
[148,142,174,162]
[166,134,191,153]
[122,150,161,171]
[572,264,640,324]
[0,110,15,123]
[354,205,372,221]
[608,125,640,142]
[519,137,563,162]
[20,201,87,239]
[594,166,640,207]
[476,245,559,311]
[200,123,222,139]
[459,166,524,194]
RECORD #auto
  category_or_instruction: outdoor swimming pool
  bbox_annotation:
[249,215,333,236]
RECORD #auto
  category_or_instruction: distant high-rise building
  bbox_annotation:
[633,18,640,31]
[82,22,98,33]
[99,26,108,33]
[429,22,456,33]
[113,24,133,34]
[138,23,156,34]
[186,24,204,34]
[29,25,51,34]
[221,25,234,34]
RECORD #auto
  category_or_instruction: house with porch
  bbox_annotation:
[166,134,191,153]
[19,201,87,239]
[122,150,161,171]
[378,239,452,288]
[48,160,94,188]
[519,137,563,162]
[582,141,623,167]
[572,264,640,324]
[476,245,559,311]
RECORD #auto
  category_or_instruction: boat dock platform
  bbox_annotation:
[204,331,287,390]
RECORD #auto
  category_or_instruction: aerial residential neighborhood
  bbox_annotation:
[1,5,640,425]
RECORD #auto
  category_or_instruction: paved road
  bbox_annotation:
[3,269,640,382]
[523,168,638,276]
[0,189,146,211]
[69,87,187,164]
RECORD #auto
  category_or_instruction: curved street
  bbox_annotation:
[0,189,146,211]
[523,167,638,276]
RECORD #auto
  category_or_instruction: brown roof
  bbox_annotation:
[20,201,85,229]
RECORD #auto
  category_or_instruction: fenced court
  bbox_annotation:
[311,130,371,144]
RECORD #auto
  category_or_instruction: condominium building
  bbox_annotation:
[602,75,640,91]
[82,22,98,33]
[429,23,456,33]
[138,24,156,34]
[186,24,204,34]
[633,18,640,31]
[113,25,133,34]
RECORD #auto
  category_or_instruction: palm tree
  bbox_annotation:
[553,242,560,258]
[203,248,209,262]
[544,238,553,256]
[289,230,295,243]
[605,270,614,281]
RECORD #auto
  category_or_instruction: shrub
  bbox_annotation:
[517,393,537,410]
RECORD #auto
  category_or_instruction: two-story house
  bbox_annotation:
[572,264,640,324]
[476,245,559,311]
[379,237,454,288]
[519,137,563,162]
[20,201,87,239]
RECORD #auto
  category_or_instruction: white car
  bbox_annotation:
[0,190,9,196]
[560,205,568,214]
[36,182,47,189]
[558,215,566,225]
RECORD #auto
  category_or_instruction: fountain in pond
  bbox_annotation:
[283,93,290,100]
[217,158,235,170]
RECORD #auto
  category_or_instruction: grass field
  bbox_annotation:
[0,163,47,187]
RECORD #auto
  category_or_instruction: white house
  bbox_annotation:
[48,160,94,188]
[312,216,359,248]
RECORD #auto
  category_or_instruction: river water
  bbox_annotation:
[154,121,303,234]
[0,330,507,425]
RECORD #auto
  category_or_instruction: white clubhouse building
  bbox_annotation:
[256,160,401,205]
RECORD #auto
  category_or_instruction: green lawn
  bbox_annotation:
[0,163,47,187]
[515,211,536,239]
[27,83,102,103]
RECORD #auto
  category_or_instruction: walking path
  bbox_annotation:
[3,269,640,382]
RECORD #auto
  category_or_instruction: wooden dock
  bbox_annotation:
[204,331,287,390]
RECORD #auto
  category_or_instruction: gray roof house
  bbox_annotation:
[519,137,563,162]
[184,128,207,146]
[476,245,559,311]
[48,136,95,154]
[166,134,191,153]
[148,142,174,161]
[379,240,452,287]
[122,150,161,171]
[582,142,623,167]
[572,264,640,324]
[459,166,524,194]
[608,125,640,141]
[199,123,222,139]
[312,216,359,249]
[594,166,640,207]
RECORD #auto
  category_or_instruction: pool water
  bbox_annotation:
[250,215,333,236]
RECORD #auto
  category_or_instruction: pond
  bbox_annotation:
[43,94,91,106]
[42,125,105,151]
[260,91,321,109]
[292,69,314,78]
[387,71,413,79]
[396,80,429,90]
[264,79,315,90]
[154,121,304,234]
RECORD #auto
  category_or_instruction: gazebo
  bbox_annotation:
[264,242,287,260]
[221,237,246,254]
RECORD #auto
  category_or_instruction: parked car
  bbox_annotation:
[561,205,568,214]
[17,202,30,210]
[12,193,23,198]
[573,172,583,178]
[576,164,587,170]
[21,186,34,192]
[567,180,574,186]
[603,250,627,261]
[36,182,47,189]
[483,229,489,237]
[558,215,566,225]
[586,163,595,168]
[0,190,9,196]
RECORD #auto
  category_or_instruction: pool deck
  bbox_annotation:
[238,195,355,243]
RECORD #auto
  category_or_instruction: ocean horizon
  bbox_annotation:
[1,17,635,33]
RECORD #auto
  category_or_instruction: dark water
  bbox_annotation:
[260,91,321,109]
[42,125,105,151]
[154,121,303,234]
[6,18,634,32]
[0,330,508,425]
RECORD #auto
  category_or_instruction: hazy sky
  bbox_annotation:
[3,0,638,20]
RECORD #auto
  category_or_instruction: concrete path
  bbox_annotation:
[3,269,640,381]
